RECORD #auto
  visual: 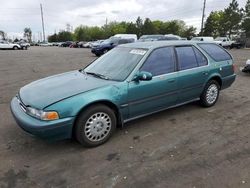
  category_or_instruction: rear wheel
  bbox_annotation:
[75,105,116,147]
[200,80,220,107]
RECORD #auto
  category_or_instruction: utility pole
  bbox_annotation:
[200,0,206,36]
[40,3,45,42]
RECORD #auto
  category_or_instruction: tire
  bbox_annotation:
[103,49,108,54]
[13,46,18,50]
[75,105,117,147]
[200,80,220,107]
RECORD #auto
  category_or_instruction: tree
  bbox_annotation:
[57,31,73,42]
[126,22,137,34]
[135,16,143,37]
[24,28,32,43]
[203,11,224,37]
[142,18,157,35]
[223,0,243,37]
[242,0,250,37]
[0,30,6,40]
[48,33,58,42]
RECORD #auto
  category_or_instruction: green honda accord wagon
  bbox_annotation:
[11,41,236,147]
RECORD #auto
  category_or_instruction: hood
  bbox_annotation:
[19,70,116,109]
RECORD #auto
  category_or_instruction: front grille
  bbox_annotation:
[16,94,27,113]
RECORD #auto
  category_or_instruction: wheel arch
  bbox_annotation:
[72,100,123,138]
[209,76,222,89]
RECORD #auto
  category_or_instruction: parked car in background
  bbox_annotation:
[138,35,164,42]
[214,37,234,48]
[69,42,80,48]
[164,34,181,40]
[39,42,53,47]
[91,40,104,48]
[10,41,236,147]
[113,34,137,42]
[214,37,242,49]
[91,38,134,56]
[0,40,20,50]
[83,42,92,48]
[17,41,30,50]
[191,36,214,42]
[60,41,73,47]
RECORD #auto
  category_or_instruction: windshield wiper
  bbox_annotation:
[85,71,110,80]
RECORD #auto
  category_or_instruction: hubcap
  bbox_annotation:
[206,84,218,104]
[84,112,111,142]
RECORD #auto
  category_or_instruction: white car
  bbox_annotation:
[214,37,234,48]
[0,40,20,50]
[191,36,214,42]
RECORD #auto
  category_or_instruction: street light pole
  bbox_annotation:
[40,4,46,42]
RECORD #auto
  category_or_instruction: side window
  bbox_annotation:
[140,47,175,76]
[198,43,232,61]
[175,46,198,70]
[193,47,208,66]
[118,40,128,44]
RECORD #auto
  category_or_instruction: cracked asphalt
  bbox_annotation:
[0,47,250,188]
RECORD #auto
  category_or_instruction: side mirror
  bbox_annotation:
[133,71,153,81]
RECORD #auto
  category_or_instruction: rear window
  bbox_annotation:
[198,43,232,61]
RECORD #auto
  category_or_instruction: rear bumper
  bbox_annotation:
[221,74,236,90]
[10,97,74,140]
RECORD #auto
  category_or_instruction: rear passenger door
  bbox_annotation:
[175,46,209,103]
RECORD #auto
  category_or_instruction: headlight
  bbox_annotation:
[26,107,59,121]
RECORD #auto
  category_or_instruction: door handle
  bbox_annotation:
[168,79,175,83]
[202,71,208,76]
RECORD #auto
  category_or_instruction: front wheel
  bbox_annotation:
[75,105,116,147]
[13,46,18,50]
[200,80,220,107]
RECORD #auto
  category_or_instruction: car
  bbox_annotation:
[91,40,104,48]
[0,40,20,50]
[17,41,30,50]
[39,42,53,47]
[138,35,165,42]
[214,37,242,49]
[60,41,73,47]
[91,38,134,56]
[83,42,93,48]
[191,36,214,42]
[10,41,236,147]
[113,34,138,42]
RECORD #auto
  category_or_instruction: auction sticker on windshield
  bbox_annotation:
[130,49,147,56]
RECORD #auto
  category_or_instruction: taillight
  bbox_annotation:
[232,64,236,73]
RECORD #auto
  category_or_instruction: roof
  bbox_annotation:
[121,40,206,49]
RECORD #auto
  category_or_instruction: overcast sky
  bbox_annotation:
[0,0,247,40]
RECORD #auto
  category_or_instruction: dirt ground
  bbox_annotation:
[0,47,250,188]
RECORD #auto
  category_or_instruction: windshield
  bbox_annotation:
[84,47,147,81]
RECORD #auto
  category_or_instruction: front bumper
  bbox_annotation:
[10,97,74,140]
[91,48,103,55]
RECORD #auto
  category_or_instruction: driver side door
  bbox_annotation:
[128,47,178,118]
